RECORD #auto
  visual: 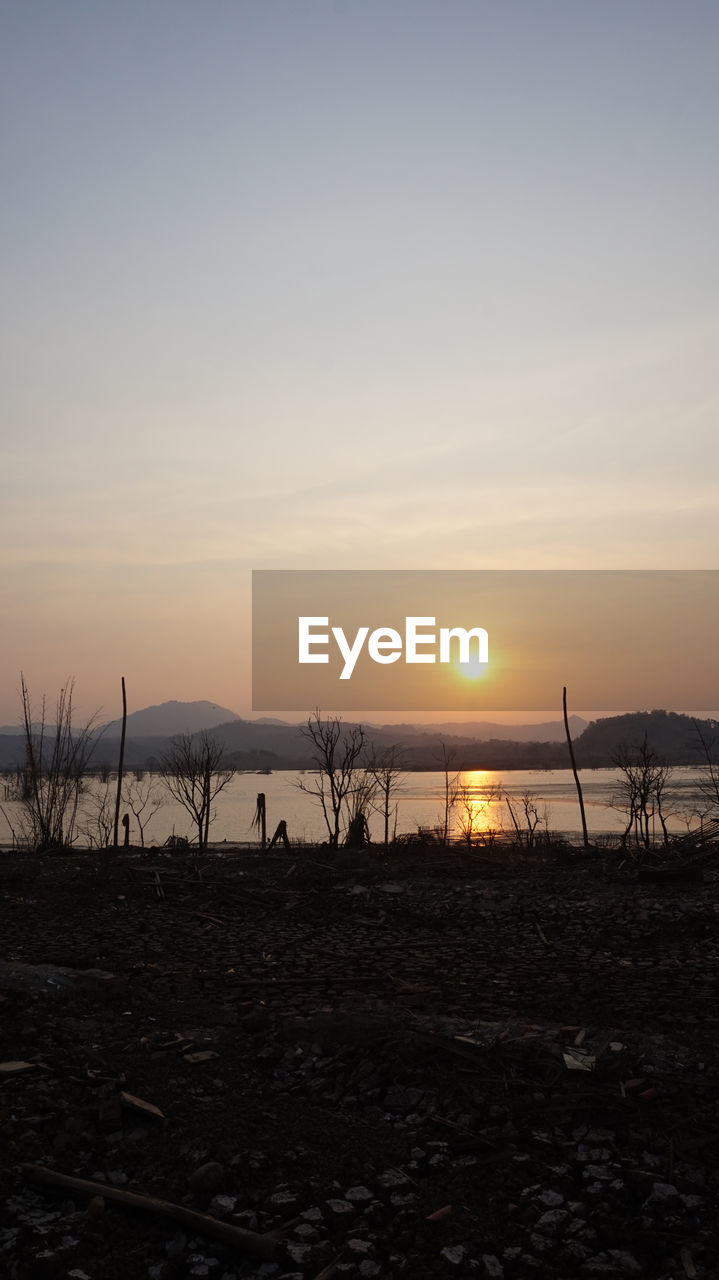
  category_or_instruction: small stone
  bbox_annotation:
[209,1195,236,1218]
[579,1257,621,1278]
[560,1241,592,1263]
[535,1189,564,1209]
[347,1238,375,1259]
[188,1162,225,1194]
[645,1181,679,1205]
[345,1185,374,1206]
[440,1244,466,1269]
[390,1192,417,1209]
[232,1210,258,1231]
[325,1199,355,1221]
[482,1256,504,1278]
[285,1244,312,1267]
[536,1208,570,1235]
[681,1193,703,1210]
[267,1190,299,1213]
[384,1084,424,1113]
[293,1224,319,1244]
[607,1250,642,1275]
[165,1232,187,1258]
[377,1169,410,1192]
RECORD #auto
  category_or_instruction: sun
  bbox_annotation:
[458,655,489,680]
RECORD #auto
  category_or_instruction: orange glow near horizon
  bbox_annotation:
[454,769,504,839]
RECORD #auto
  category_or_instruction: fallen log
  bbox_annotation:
[21,1164,283,1261]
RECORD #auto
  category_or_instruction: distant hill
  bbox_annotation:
[576,710,715,767]
[0,705,715,773]
[379,717,586,743]
[100,700,241,738]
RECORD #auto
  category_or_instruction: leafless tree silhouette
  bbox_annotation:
[18,674,98,851]
[612,734,673,848]
[433,742,460,844]
[122,775,165,847]
[693,719,719,813]
[366,744,405,849]
[159,732,233,851]
[296,709,366,848]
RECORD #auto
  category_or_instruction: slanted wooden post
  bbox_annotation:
[253,793,267,848]
[563,686,589,848]
[113,677,127,849]
[268,819,290,850]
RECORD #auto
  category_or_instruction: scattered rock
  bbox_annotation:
[188,1162,225,1194]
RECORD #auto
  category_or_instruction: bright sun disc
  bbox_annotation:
[458,656,489,679]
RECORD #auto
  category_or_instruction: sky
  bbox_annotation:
[1,1,717,727]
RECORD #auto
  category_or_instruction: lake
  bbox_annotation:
[0,767,711,848]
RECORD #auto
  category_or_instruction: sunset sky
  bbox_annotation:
[2,1,718,727]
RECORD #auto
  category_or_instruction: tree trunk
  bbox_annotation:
[563,686,589,848]
[113,677,127,849]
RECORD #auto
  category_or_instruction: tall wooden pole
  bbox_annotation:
[113,677,127,849]
[563,686,589,848]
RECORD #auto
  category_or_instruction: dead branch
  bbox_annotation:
[21,1164,283,1261]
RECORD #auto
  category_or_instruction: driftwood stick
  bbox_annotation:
[21,1164,282,1261]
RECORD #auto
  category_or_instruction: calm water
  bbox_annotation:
[0,767,711,848]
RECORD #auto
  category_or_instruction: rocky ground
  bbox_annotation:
[1,843,718,1280]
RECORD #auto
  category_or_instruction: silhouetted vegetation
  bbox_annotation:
[295,710,366,848]
[612,733,673,849]
[158,731,233,851]
[16,676,99,851]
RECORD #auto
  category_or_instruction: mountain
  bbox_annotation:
[0,705,714,773]
[376,717,587,743]
[100,700,241,738]
[576,710,714,767]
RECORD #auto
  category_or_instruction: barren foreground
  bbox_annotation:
[1,846,718,1279]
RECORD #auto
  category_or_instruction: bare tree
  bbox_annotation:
[122,775,165,847]
[456,780,503,848]
[433,742,460,844]
[159,732,233,851]
[344,767,377,847]
[296,710,366,848]
[18,675,99,851]
[365,744,405,849]
[81,780,114,849]
[612,734,673,849]
[504,789,547,847]
[693,719,719,814]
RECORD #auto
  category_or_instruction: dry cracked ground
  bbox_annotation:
[1,844,718,1280]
